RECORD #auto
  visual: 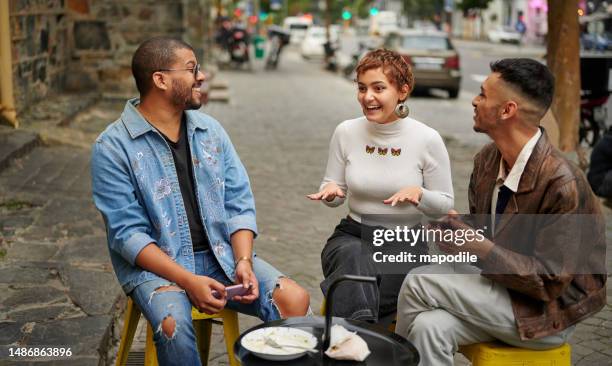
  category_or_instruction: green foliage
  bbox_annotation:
[456,0,493,11]
[286,0,317,15]
[354,0,376,19]
[402,0,444,20]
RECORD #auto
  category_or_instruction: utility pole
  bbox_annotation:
[254,0,260,33]
[324,0,331,41]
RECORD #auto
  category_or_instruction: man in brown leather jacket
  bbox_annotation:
[395,58,606,365]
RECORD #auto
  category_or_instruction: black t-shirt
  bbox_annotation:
[160,117,210,252]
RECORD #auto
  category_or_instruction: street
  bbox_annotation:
[0,39,610,365]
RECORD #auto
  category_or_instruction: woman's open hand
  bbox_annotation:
[307,182,345,202]
[383,186,423,206]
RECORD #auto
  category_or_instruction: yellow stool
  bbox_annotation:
[115,297,240,366]
[459,342,571,366]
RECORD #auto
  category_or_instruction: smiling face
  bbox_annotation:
[357,67,409,124]
[166,48,205,110]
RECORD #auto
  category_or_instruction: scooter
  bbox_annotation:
[343,40,379,79]
[324,40,339,72]
[265,26,291,70]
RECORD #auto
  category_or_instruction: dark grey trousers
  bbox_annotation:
[320,217,426,322]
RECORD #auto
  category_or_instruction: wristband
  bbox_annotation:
[235,256,253,268]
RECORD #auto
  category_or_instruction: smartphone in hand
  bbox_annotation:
[211,284,252,299]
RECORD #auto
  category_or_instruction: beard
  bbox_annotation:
[171,79,201,110]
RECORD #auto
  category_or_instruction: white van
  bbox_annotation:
[369,11,399,37]
[283,16,313,44]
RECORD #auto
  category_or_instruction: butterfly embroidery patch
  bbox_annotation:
[365,145,401,157]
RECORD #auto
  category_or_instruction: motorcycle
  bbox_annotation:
[579,91,609,147]
[265,26,291,70]
[227,26,252,70]
[579,56,611,147]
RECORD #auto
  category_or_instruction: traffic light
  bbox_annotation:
[342,10,352,20]
[370,7,379,16]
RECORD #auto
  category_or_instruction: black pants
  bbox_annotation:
[320,217,426,322]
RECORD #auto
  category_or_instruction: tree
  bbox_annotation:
[456,0,493,13]
[546,0,581,152]
[402,0,444,20]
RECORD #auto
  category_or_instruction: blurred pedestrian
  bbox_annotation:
[214,16,233,51]
[515,12,527,44]
[307,48,454,322]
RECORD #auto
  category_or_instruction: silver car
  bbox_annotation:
[384,29,462,98]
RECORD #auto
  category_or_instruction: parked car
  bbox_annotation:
[300,25,339,59]
[488,26,522,44]
[384,29,461,98]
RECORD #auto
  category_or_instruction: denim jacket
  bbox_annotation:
[91,99,257,294]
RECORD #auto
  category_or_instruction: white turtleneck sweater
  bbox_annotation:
[320,116,454,225]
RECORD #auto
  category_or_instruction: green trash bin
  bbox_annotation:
[253,35,265,59]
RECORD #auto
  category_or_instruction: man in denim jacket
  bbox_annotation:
[91,37,309,365]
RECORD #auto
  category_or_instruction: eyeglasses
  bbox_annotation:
[156,63,201,78]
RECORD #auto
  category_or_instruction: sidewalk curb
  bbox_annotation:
[0,127,41,173]
[0,93,100,174]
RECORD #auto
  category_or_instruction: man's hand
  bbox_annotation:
[183,274,227,314]
[430,209,494,259]
[307,182,345,202]
[233,260,259,304]
[383,186,423,206]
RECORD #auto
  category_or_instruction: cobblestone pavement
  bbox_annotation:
[0,48,610,365]
[0,99,127,365]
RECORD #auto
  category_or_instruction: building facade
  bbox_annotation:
[0,0,211,128]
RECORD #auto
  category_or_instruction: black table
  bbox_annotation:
[233,316,419,365]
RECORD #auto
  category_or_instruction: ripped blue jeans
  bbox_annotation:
[130,250,284,365]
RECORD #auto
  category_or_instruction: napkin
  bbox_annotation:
[324,324,371,361]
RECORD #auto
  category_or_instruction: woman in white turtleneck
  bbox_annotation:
[307,49,454,322]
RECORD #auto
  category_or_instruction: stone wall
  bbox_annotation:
[9,0,211,117]
[9,0,70,114]
[75,0,187,95]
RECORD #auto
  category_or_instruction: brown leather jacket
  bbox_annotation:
[469,130,607,340]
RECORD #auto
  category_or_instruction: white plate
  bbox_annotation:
[241,326,318,361]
